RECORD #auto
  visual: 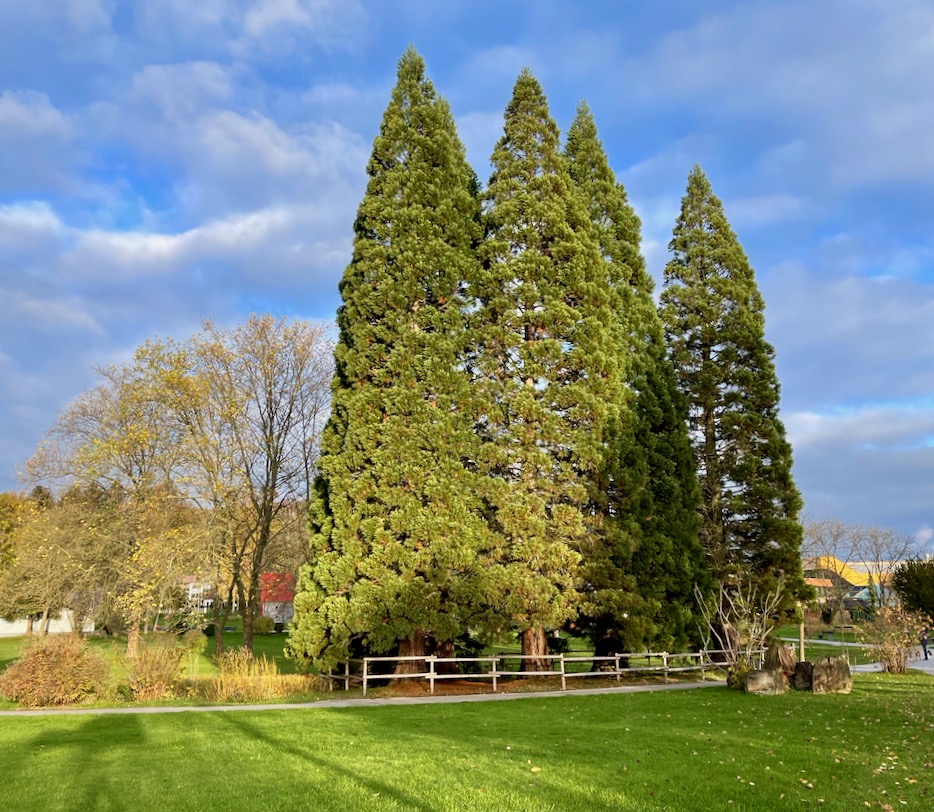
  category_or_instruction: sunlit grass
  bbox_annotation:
[1,673,931,811]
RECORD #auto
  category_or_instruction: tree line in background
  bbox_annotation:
[0,317,332,656]
[287,48,807,673]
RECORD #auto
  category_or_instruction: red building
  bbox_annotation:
[260,572,296,624]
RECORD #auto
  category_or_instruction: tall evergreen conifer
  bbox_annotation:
[565,104,707,654]
[290,49,494,671]
[660,166,804,610]
[472,73,623,667]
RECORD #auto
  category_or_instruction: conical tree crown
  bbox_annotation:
[661,165,804,609]
[470,71,623,641]
[565,104,706,652]
[291,48,493,670]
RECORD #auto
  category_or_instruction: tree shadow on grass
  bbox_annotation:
[216,712,433,812]
[6,714,148,811]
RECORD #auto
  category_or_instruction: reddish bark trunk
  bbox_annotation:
[395,629,426,674]
[521,627,551,672]
[433,639,458,675]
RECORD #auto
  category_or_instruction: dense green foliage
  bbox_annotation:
[893,558,934,617]
[1,675,932,811]
[471,75,625,660]
[660,166,805,610]
[290,49,496,669]
[565,104,708,654]
[289,54,807,669]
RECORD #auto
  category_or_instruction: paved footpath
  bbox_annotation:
[0,680,723,717]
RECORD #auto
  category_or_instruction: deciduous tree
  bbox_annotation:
[142,315,332,654]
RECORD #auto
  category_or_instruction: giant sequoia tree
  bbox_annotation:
[565,104,707,654]
[471,74,625,666]
[289,49,496,671]
[660,166,804,610]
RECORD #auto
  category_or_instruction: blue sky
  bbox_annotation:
[0,1,932,549]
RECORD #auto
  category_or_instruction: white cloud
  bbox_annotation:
[63,0,112,31]
[786,403,934,452]
[0,92,79,193]
[726,194,810,228]
[243,0,323,37]
[763,265,934,410]
[0,202,63,237]
[0,288,103,334]
[630,0,934,186]
[134,0,366,56]
[456,111,502,174]
[0,90,71,138]
[130,62,234,121]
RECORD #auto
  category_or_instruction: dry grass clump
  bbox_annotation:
[203,647,322,702]
[126,640,187,700]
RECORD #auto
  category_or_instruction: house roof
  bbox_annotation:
[260,572,296,603]
[805,577,834,589]
[804,556,873,587]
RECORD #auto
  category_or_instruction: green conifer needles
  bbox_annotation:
[660,166,804,610]
[291,53,803,671]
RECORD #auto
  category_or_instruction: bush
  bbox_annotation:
[253,615,275,635]
[0,635,108,707]
[125,637,186,700]
[547,633,571,655]
[859,609,925,674]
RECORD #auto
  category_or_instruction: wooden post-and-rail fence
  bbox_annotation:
[326,649,760,696]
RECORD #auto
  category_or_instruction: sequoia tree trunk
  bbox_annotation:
[521,626,550,672]
[395,629,426,675]
[433,639,458,675]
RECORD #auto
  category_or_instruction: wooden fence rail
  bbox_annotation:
[325,648,764,696]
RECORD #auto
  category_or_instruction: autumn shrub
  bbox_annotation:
[0,634,108,707]
[253,615,275,635]
[125,637,186,700]
[205,647,322,702]
[859,608,925,674]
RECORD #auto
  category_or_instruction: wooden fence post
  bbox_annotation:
[663,652,669,683]
[344,660,350,691]
[363,658,369,697]
[560,655,566,691]
[429,656,436,695]
[492,656,498,693]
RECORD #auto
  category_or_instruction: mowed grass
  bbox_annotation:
[0,623,297,679]
[1,673,932,812]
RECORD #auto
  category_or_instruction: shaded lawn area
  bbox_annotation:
[1,673,932,812]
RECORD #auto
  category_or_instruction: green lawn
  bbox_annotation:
[777,624,861,645]
[0,622,297,679]
[1,673,932,811]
